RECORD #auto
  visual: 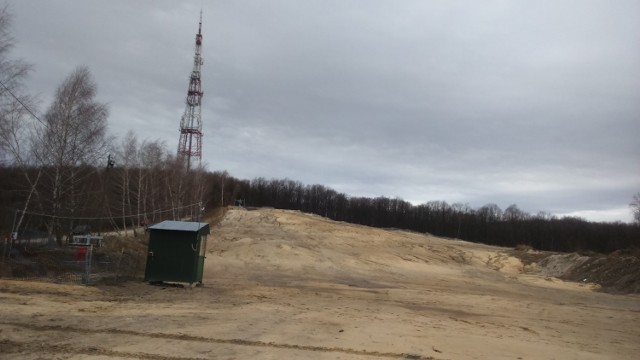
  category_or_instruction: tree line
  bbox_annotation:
[231,177,638,254]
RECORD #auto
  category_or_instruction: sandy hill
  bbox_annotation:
[211,208,536,289]
[204,208,639,359]
[1,207,638,359]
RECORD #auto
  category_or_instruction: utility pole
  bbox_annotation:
[5,209,19,262]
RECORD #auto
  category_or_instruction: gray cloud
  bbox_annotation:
[9,0,640,222]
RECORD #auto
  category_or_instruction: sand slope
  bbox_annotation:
[1,208,639,359]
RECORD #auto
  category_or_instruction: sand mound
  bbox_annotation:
[209,208,527,288]
[559,250,640,293]
[536,253,591,277]
[213,208,639,292]
[509,248,640,294]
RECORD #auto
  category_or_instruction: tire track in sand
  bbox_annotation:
[0,339,206,360]
[1,321,435,359]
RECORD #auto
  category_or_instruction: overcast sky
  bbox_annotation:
[8,0,640,222]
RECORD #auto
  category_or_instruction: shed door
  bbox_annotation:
[145,232,198,283]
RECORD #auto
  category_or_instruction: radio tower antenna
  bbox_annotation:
[177,10,204,169]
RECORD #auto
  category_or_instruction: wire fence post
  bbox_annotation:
[7,209,18,263]
[115,247,124,281]
[82,244,93,285]
[7,233,15,264]
[1,237,7,264]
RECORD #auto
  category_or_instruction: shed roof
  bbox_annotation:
[148,220,209,233]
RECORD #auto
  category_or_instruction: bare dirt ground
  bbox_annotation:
[1,208,639,359]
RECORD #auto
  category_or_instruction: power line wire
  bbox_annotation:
[0,79,48,128]
[14,202,202,220]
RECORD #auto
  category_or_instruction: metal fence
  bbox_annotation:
[1,237,146,285]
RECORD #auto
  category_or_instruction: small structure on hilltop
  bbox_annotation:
[144,220,210,286]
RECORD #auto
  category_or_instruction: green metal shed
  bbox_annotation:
[144,220,210,285]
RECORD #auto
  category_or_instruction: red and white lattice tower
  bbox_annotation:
[177,12,204,169]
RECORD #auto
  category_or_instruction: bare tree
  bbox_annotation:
[504,204,527,221]
[0,4,42,243]
[0,4,33,165]
[0,4,30,94]
[0,97,33,164]
[32,66,109,243]
[138,139,167,224]
[478,203,503,222]
[113,130,139,236]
